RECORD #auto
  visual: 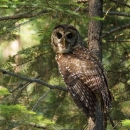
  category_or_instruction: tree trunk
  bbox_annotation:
[88,0,102,59]
[87,0,104,130]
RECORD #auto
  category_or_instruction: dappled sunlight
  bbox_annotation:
[0,24,39,61]
[3,39,20,58]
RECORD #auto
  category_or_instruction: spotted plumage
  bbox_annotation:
[51,24,111,119]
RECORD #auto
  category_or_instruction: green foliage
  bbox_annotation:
[122,119,130,129]
[0,104,36,118]
[0,87,10,96]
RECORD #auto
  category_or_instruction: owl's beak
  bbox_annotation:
[63,38,66,47]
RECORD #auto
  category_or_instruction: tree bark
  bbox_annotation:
[88,0,102,59]
[87,0,104,130]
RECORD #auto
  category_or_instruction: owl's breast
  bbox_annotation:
[56,53,78,86]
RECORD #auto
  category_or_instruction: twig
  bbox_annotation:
[103,11,130,17]
[111,0,130,8]
[13,82,31,104]
[16,89,51,129]
[10,83,27,93]
[107,71,129,74]
[111,121,121,130]
[32,89,51,111]
[107,112,117,130]
[75,6,81,12]
[0,68,68,92]
[103,6,114,19]
[81,8,130,17]
[106,40,130,42]
[101,23,130,38]
[45,0,52,8]
[0,9,48,21]
[0,8,129,22]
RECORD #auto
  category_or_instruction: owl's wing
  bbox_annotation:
[67,78,97,117]
[63,50,111,112]
[79,52,111,111]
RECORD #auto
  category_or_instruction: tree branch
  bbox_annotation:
[32,89,51,111]
[111,0,130,8]
[17,90,50,128]
[106,40,130,42]
[0,9,48,21]
[13,82,31,104]
[101,23,130,38]
[81,8,130,17]
[0,68,68,92]
[103,11,130,17]
[0,9,129,22]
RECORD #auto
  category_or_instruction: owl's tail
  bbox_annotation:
[101,88,112,112]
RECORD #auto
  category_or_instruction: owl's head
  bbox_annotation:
[51,24,83,54]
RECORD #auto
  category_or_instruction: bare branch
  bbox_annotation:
[101,23,130,38]
[32,89,51,111]
[0,10,48,21]
[107,112,118,130]
[107,71,129,74]
[111,0,130,8]
[0,9,129,22]
[17,89,51,128]
[13,82,31,104]
[81,8,130,17]
[106,40,130,42]
[45,0,52,8]
[0,68,68,92]
[103,11,130,17]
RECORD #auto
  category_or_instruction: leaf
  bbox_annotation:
[92,16,104,21]
[0,87,10,96]
[122,119,130,129]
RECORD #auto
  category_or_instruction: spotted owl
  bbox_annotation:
[51,24,111,119]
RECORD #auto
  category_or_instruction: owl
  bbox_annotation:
[51,24,111,119]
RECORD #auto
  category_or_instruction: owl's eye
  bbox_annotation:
[67,33,73,39]
[56,32,62,39]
